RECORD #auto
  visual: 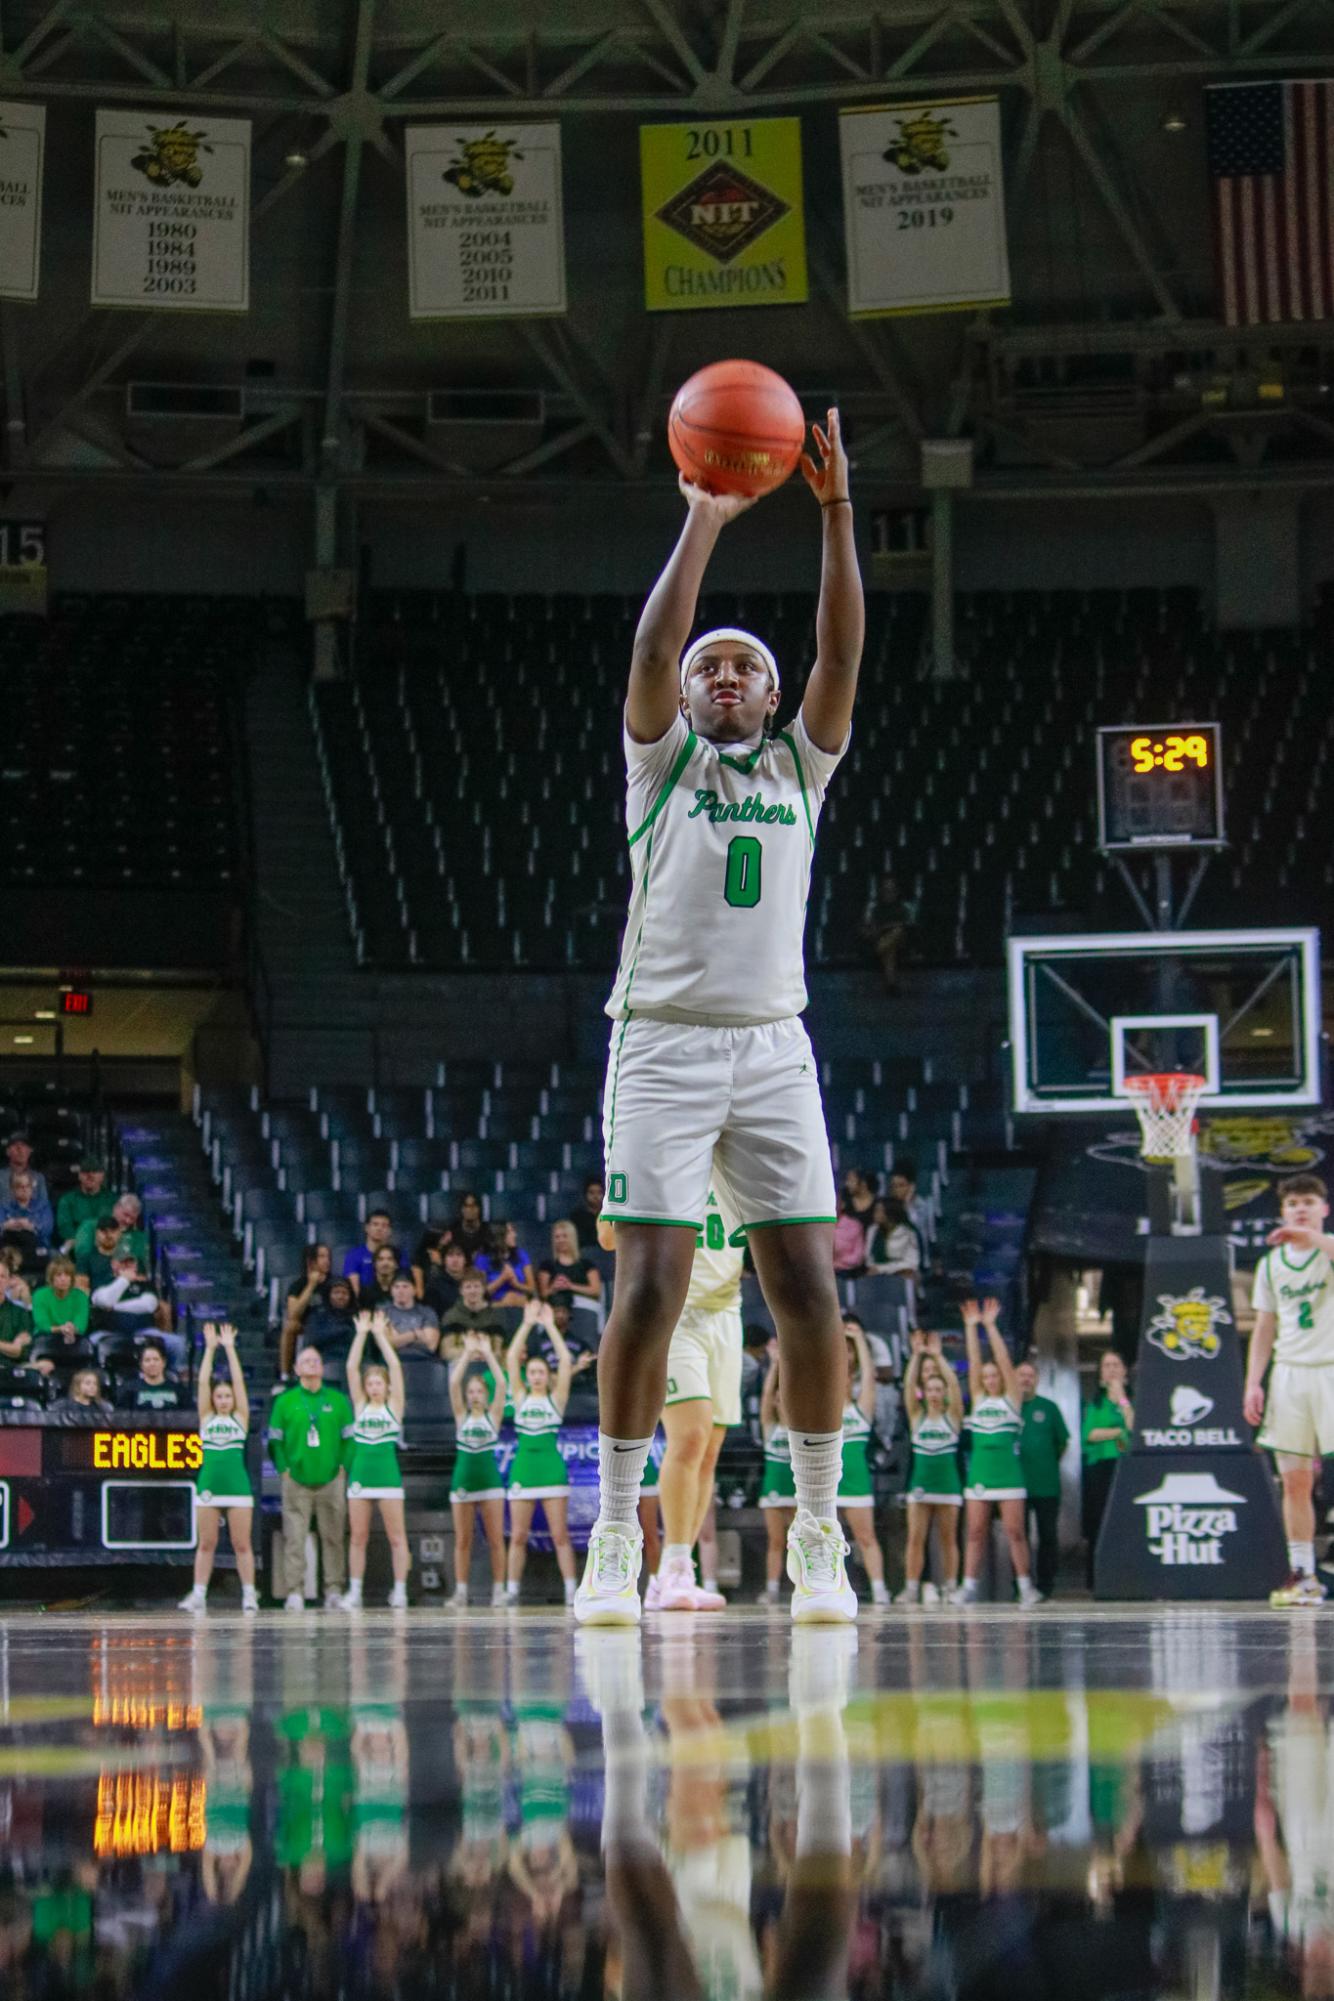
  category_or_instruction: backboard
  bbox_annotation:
[1007,928,1321,1114]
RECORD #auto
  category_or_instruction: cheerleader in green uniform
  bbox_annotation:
[758,1347,795,1603]
[505,1301,577,1606]
[448,1330,508,1609]
[898,1329,964,1605]
[961,1297,1040,1608]
[839,1318,890,1606]
[180,1321,258,1614]
[342,1310,410,1610]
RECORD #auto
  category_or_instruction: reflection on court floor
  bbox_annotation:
[0,1609,1330,1999]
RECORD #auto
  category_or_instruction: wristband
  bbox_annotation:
[821,497,852,509]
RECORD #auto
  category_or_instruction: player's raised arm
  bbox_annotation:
[626,477,758,745]
[799,408,864,754]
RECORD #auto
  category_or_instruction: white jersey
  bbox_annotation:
[685,1184,744,1316]
[1252,1245,1334,1366]
[607,708,847,1026]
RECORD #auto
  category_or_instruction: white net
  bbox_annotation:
[1124,1073,1206,1160]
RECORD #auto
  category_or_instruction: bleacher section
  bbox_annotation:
[311,585,1334,971]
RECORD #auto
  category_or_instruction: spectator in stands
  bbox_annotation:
[117,1338,187,1412]
[382,1272,441,1358]
[90,1248,177,1368]
[865,1197,921,1277]
[440,1268,507,1360]
[341,1311,410,1611]
[0,1168,54,1265]
[0,1256,33,1363]
[861,872,911,995]
[56,1157,113,1250]
[0,1246,31,1305]
[50,1364,111,1418]
[31,1254,90,1353]
[888,1162,931,1256]
[342,1211,396,1295]
[446,1192,487,1264]
[537,1220,602,1313]
[1016,1360,1070,1601]
[0,1130,50,1211]
[360,1243,408,1315]
[423,1240,469,1318]
[73,1195,147,1289]
[1081,1351,1134,1589]
[282,1272,356,1376]
[570,1178,605,1251]
[180,1323,259,1615]
[832,1207,867,1275]
[285,1244,333,1327]
[841,1167,879,1228]
[269,1345,353,1613]
[475,1221,534,1307]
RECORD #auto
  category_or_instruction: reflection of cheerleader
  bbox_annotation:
[505,1303,576,1605]
[351,1702,409,1903]
[758,1350,795,1604]
[194,1622,253,1905]
[507,1701,578,1928]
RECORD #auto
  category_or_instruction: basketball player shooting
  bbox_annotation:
[574,408,865,1627]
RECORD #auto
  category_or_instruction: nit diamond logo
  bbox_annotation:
[655,162,789,264]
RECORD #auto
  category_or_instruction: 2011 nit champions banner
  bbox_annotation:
[0,101,45,301]
[92,109,250,311]
[639,116,808,311]
[839,97,1010,316]
[405,123,567,320]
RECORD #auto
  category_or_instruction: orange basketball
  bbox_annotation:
[668,359,806,498]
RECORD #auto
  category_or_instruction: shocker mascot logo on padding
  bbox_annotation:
[131,122,212,188]
[443,131,523,199]
[1145,1287,1232,1362]
[883,111,956,175]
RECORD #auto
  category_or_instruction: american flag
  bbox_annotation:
[1206,80,1334,326]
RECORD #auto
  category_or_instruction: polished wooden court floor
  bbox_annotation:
[1,1604,1330,1999]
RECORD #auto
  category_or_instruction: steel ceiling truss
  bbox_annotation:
[4,0,1334,499]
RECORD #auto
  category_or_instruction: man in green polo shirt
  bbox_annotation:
[1016,1359,1070,1600]
[268,1345,354,1611]
[56,1158,116,1251]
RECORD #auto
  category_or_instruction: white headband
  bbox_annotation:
[679,626,780,696]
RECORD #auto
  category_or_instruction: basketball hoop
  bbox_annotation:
[1124,1072,1207,1161]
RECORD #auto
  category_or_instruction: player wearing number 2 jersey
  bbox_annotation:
[575,408,866,1630]
[1246,1172,1334,1607]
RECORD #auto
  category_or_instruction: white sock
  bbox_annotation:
[344,1579,362,1603]
[871,1581,890,1605]
[563,1577,576,1604]
[506,1580,520,1599]
[661,1542,692,1571]
[702,1577,719,1595]
[795,1713,853,1859]
[596,1433,653,1530]
[765,1579,780,1598]
[1289,1541,1315,1575]
[788,1430,842,1524]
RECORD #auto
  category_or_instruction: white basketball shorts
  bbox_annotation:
[1259,1362,1334,1459]
[601,1014,836,1233]
[665,1305,744,1426]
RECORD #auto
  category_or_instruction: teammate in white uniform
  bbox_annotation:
[1245,1172,1334,1607]
[574,411,865,1629]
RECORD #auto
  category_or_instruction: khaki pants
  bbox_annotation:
[280,1471,347,1598]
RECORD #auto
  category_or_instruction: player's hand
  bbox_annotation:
[678,473,759,527]
[1266,1223,1326,1253]
[1244,1382,1265,1428]
[800,406,850,506]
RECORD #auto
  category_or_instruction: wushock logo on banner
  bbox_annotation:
[406,123,566,320]
[640,118,807,311]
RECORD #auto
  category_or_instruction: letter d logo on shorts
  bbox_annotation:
[608,1173,628,1205]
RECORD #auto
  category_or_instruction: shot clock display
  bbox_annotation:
[1097,722,1224,851]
